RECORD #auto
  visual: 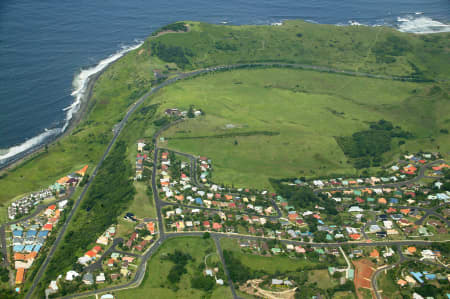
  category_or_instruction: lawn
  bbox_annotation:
[152,67,449,188]
[129,181,156,219]
[114,237,233,299]
[377,270,402,299]
[308,269,337,290]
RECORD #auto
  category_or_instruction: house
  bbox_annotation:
[348,206,364,213]
[123,256,135,263]
[97,236,109,246]
[370,249,379,259]
[397,279,407,287]
[82,273,94,285]
[96,272,106,283]
[65,270,79,281]
[15,268,25,285]
[107,258,115,267]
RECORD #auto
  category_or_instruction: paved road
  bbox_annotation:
[58,117,449,298]
[213,236,240,299]
[372,245,449,299]
[18,61,447,298]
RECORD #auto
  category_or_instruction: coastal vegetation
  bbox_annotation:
[1,19,448,212]
[0,20,448,298]
[145,20,450,80]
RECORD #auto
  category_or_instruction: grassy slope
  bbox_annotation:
[154,68,449,188]
[147,21,450,79]
[0,20,448,212]
[0,49,159,203]
[115,237,232,299]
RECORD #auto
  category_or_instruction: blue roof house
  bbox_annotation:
[26,230,37,238]
[13,230,23,238]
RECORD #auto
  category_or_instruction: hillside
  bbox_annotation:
[0,20,448,207]
[143,20,450,80]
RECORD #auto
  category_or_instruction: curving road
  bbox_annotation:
[14,62,447,298]
[57,116,448,299]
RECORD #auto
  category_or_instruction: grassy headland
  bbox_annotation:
[0,19,447,297]
[0,19,448,210]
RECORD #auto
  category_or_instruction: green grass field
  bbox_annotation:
[152,68,449,188]
[0,19,448,215]
[114,237,232,299]
[220,238,320,274]
[146,21,450,80]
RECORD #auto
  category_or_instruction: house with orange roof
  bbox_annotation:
[57,176,70,184]
[432,164,449,171]
[85,250,96,258]
[27,252,37,260]
[400,209,410,215]
[378,198,387,204]
[107,258,115,267]
[48,205,57,211]
[349,234,361,240]
[407,247,417,254]
[362,188,372,194]
[43,223,53,231]
[174,195,184,201]
[397,279,407,287]
[92,246,102,254]
[288,213,298,221]
[161,181,169,187]
[76,165,89,176]
[386,207,397,214]
[225,195,233,201]
[212,223,222,230]
[147,222,155,234]
[370,249,379,258]
[14,253,27,261]
[15,268,25,285]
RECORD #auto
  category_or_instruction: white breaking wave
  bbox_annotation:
[64,40,144,131]
[0,40,144,165]
[0,128,61,163]
[397,15,450,34]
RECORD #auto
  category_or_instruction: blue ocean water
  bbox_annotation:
[0,0,449,164]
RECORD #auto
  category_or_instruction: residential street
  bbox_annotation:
[14,63,447,299]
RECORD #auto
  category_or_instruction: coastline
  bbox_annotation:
[0,68,105,174]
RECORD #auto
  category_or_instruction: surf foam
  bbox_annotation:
[0,40,144,166]
[65,40,144,131]
[0,128,61,163]
[397,15,450,34]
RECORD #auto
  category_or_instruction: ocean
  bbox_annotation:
[0,0,449,165]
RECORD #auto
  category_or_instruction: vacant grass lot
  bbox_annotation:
[115,237,232,299]
[220,238,320,273]
[155,68,449,188]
